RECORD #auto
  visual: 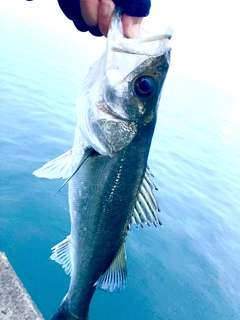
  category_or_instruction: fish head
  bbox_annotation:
[77,8,172,155]
[104,50,171,127]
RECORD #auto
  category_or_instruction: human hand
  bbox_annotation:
[58,0,151,38]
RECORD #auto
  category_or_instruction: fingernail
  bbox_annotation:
[100,0,110,17]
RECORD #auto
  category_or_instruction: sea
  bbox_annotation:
[1,11,240,320]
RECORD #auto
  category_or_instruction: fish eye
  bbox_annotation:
[133,76,155,98]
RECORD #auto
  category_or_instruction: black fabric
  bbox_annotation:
[57,0,151,36]
[58,0,103,36]
[113,0,151,17]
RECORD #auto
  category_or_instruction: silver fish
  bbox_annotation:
[34,8,172,320]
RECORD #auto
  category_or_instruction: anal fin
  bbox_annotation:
[94,243,127,293]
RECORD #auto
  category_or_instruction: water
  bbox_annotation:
[1,12,240,320]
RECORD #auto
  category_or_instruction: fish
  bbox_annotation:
[33,8,172,320]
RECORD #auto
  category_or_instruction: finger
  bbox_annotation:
[122,14,143,38]
[80,0,100,27]
[98,0,115,37]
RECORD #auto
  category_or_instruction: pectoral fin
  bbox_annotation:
[132,167,161,228]
[94,243,127,293]
[33,150,73,179]
[33,147,93,182]
[33,126,92,181]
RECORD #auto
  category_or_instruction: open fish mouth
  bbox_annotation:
[102,8,173,95]
[107,8,173,57]
[110,27,173,56]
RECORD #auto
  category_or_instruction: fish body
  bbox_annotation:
[62,121,155,319]
[34,8,172,320]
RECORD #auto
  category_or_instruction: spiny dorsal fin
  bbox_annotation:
[131,167,161,228]
[50,235,72,276]
[94,243,127,293]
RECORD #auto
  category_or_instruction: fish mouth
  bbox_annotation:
[111,29,173,56]
[107,8,173,57]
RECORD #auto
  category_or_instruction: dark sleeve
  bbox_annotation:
[58,0,101,36]
[57,0,151,36]
[114,0,151,17]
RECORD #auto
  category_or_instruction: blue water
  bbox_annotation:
[1,12,240,320]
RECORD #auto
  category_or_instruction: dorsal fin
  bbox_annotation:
[131,167,161,228]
